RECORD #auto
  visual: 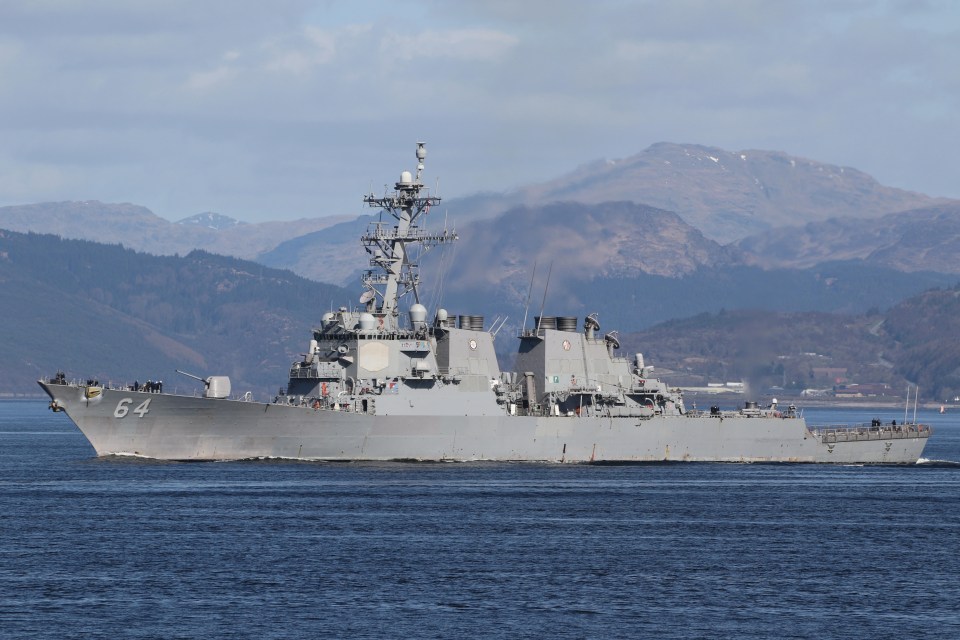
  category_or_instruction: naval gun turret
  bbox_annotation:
[176,369,231,399]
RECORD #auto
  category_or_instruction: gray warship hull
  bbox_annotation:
[40,382,930,464]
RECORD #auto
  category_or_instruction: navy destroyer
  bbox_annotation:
[39,143,931,463]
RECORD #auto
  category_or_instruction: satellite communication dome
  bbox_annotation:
[409,303,427,325]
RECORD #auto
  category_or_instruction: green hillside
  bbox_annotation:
[622,284,960,402]
[4,228,959,403]
[0,230,350,396]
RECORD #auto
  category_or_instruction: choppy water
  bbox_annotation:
[1,401,958,638]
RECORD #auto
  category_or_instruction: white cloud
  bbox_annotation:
[261,26,339,74]
[0,0,958,220]
[380,28,518,62]
[184,65,240,91]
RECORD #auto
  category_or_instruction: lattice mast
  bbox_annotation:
[361,142,454,331]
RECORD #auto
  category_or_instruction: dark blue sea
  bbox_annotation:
[2,401,958,639]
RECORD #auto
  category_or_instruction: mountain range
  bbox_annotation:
[734,203,960,273]
[620,283,960,403]
[411,201,956,332]
[2,226,957,401]
[1,142,951,285]
[0,200,351,259]
[2,141,959,398]
[459,142,943,243]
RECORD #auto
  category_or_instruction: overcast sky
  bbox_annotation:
[1,0,957,222]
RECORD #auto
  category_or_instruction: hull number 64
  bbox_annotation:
[114,398,152,418]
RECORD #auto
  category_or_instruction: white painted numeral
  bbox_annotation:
[114,399,131,418]
[114,398,151,418]
[133,398,151,417]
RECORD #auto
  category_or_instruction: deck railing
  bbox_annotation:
[812,423,932,443]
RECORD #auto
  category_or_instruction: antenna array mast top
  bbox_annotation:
[360,143,456,331]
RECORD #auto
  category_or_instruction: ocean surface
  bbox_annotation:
[1,400,958,639]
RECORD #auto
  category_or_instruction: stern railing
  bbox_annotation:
[812,423,932,443]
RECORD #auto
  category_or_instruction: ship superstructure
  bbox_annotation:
[39,144,932,463]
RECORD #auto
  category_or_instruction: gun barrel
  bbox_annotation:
[176,369,206,383]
